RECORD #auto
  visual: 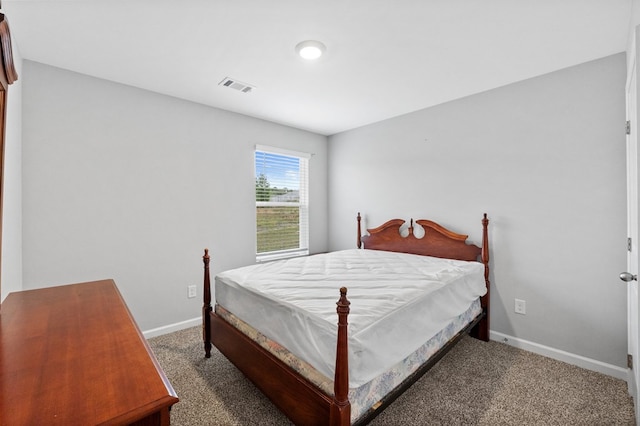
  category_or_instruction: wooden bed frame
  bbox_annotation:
[202,213,490,426]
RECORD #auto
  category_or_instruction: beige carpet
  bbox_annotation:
[148,326,635,425]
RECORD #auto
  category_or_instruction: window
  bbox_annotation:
[255,145,309,261]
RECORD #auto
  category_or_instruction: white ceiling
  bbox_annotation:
[2,0,633,135]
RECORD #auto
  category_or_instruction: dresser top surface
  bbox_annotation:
[0,279,178,425]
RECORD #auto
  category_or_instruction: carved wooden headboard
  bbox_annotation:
[357,212,489,264]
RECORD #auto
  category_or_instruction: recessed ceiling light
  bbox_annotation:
[295,40,326,60]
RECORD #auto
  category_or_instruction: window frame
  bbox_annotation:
[255,145,310,262]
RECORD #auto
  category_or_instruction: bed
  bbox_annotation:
[202,213,490,425]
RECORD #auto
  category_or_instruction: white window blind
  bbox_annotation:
[255,145,310,261]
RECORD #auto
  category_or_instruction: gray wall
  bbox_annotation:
[22,61,328,330]
[328,53,628,367]
[18,53,630,368]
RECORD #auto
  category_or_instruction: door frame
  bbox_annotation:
[626,24,640,424]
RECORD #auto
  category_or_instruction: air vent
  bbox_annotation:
[219,77,255,93]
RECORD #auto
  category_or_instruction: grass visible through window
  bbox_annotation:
[256,206,300,253]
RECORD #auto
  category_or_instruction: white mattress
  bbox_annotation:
[215,249,486,387]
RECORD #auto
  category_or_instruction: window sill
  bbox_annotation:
[256,249,309,263]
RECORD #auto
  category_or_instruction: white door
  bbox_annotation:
[624,26,640,424]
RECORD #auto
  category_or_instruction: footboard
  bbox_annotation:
[211,311,334,424]
[202,249,352,426]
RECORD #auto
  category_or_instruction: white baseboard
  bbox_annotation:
[143,317,201,339]
[490,331,628,381]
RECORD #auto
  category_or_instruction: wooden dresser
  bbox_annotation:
[0,279,179,425]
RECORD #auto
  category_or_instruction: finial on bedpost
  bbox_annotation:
[337,287,350,314]
[331,287,351,424]
[357,212,362,249]
[203,248,210,283]
[203,248,212,358]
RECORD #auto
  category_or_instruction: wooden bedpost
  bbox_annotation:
[357,212,362,249]
[481,213,490,341]
[471,214,490,342]
[203,248,212,358]
[330,287,351,426]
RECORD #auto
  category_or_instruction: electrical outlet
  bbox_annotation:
[515,298,526,315]
[188,285,197,299]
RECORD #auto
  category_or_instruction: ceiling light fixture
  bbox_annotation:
[295,40,326,60]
